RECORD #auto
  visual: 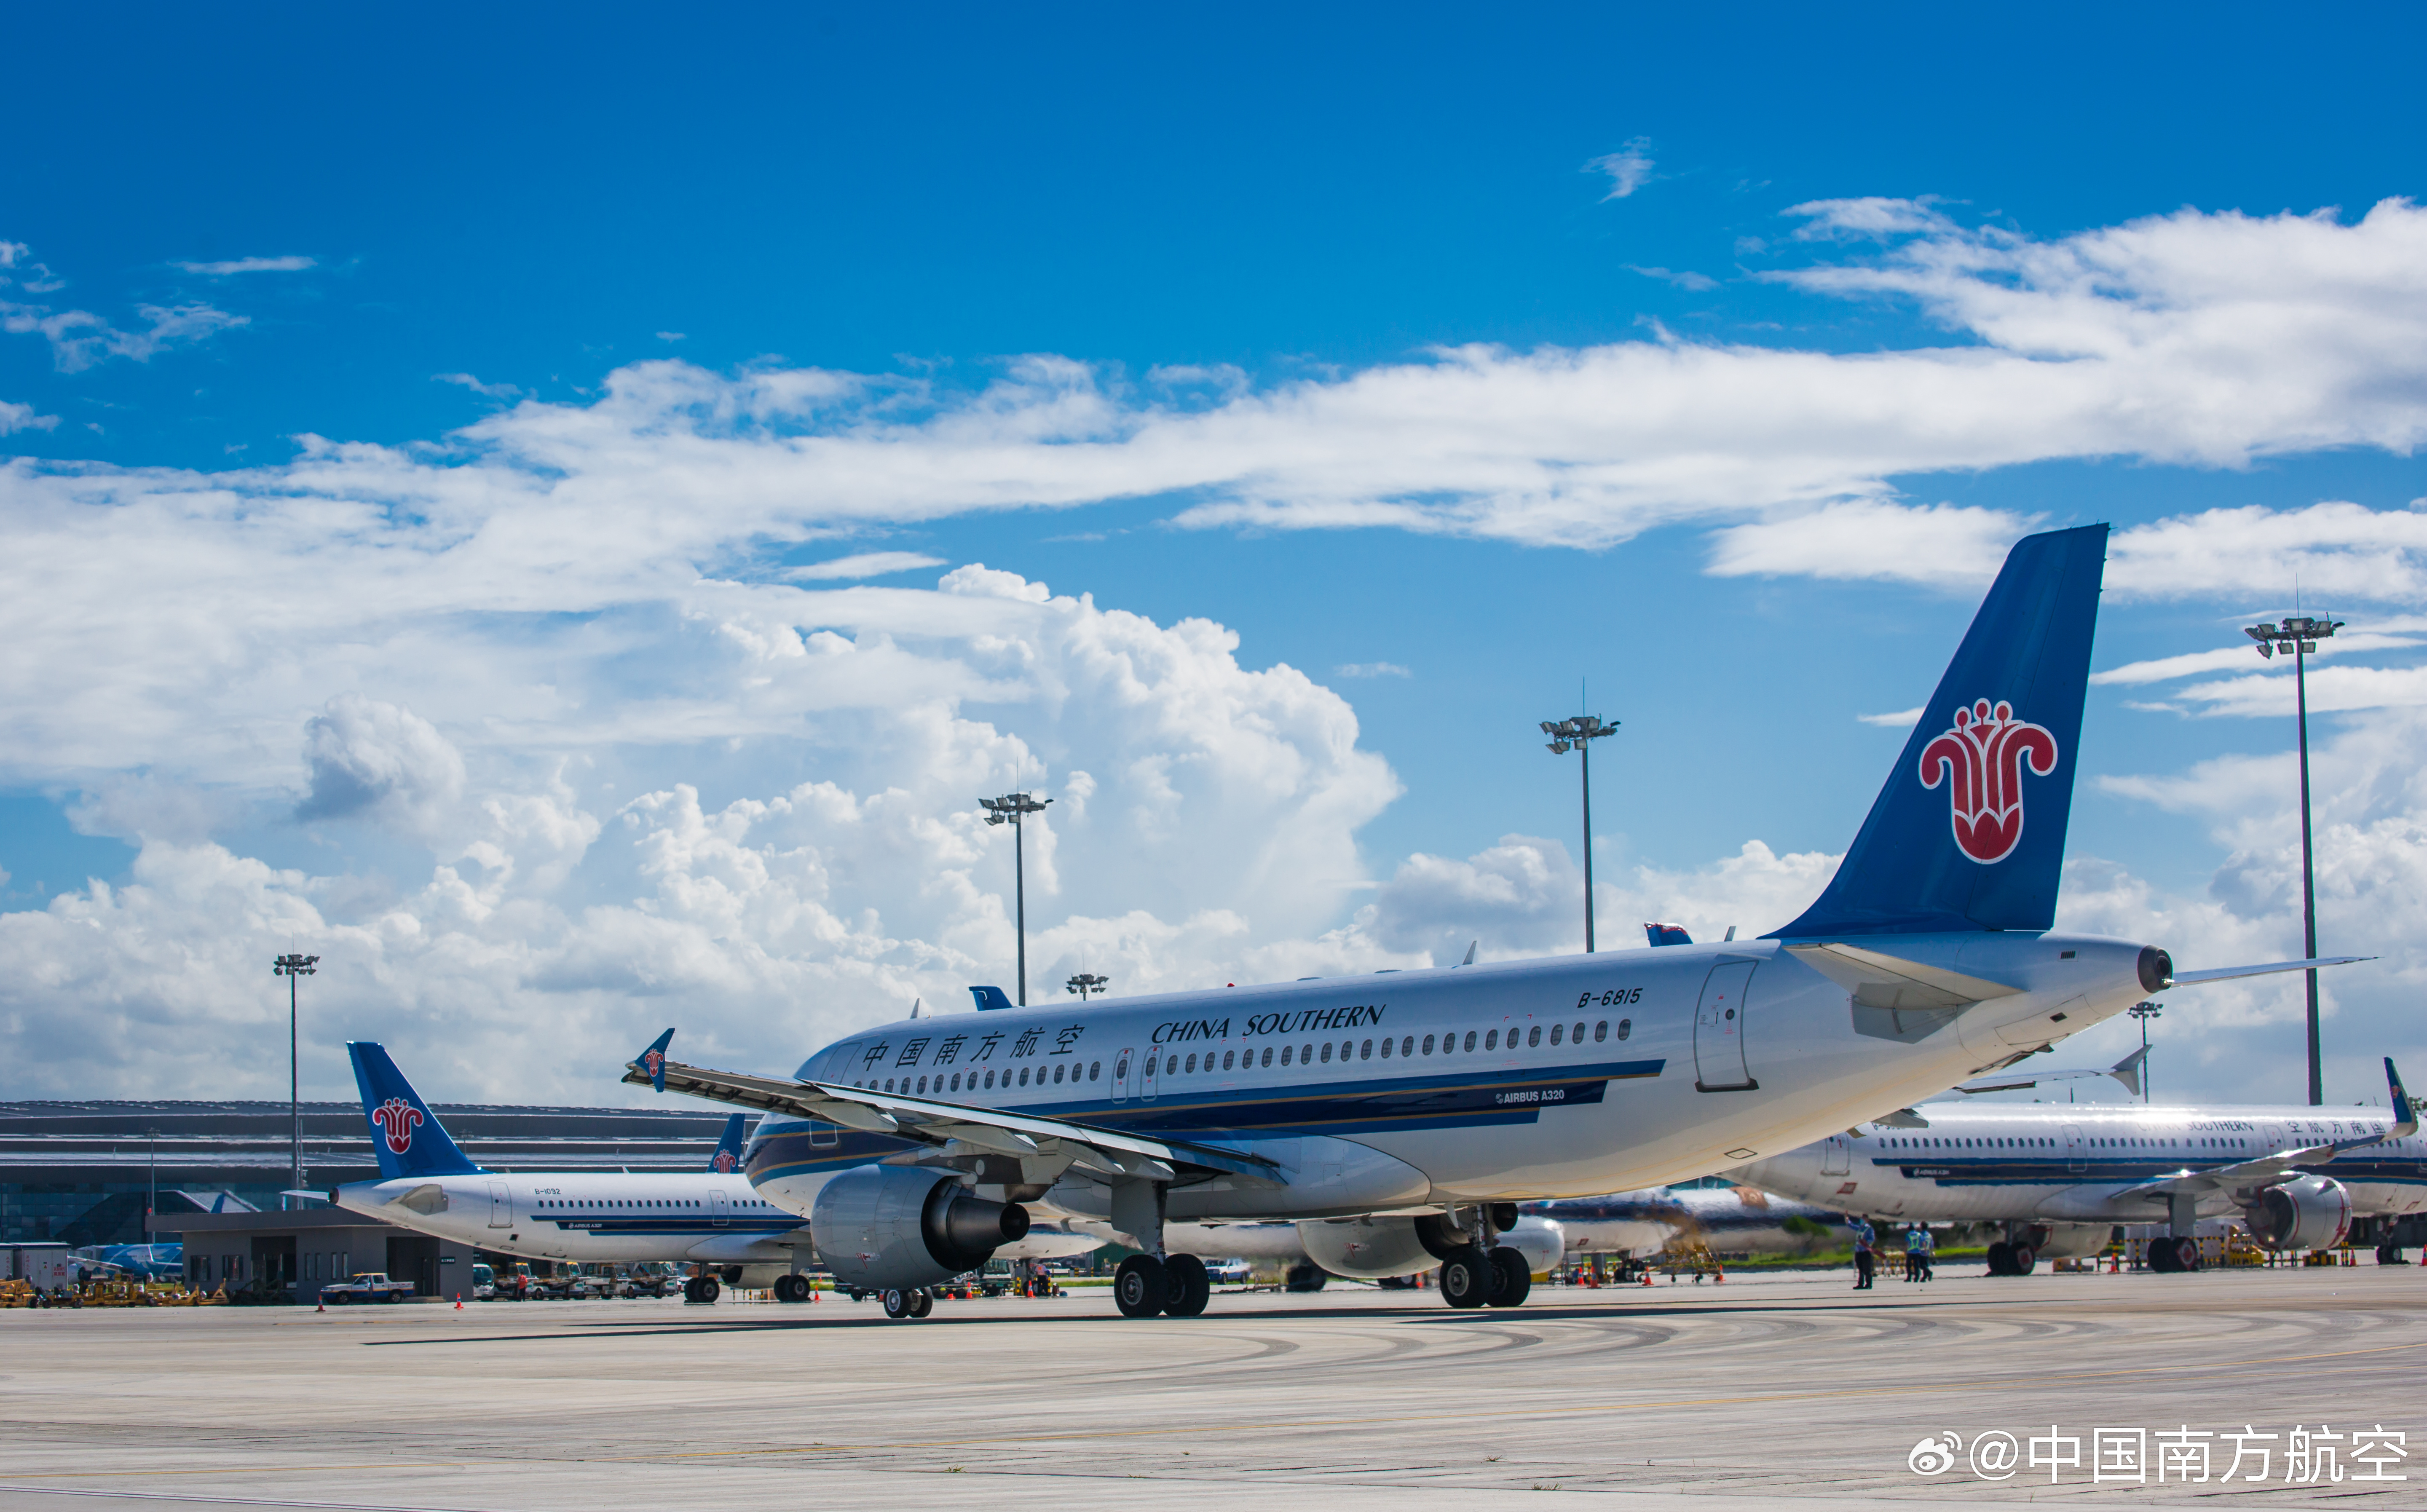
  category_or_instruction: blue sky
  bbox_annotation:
[4,4,2426,1107]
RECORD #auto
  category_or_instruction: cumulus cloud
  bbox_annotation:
[1333,661,1411,679]
[295,695,468,832]
[174,255,316,275]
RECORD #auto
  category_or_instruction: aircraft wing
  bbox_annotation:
[621,1030,1283,1187]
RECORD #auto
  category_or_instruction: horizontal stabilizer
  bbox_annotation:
[1956,1045,2146,1097]
[2164,955,2372,987]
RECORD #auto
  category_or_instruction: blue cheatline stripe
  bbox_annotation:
[1876,1157,2427,1189]
[546,1219,802,1234]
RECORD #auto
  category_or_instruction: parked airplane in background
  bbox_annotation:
[1523,1185,1856,1261]
[332,1043,1094,1303]
[1735,1060,2419,1273]
[625,524,2360,1319]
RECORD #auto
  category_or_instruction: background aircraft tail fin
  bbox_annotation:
[2389,1057,2417,1139]
[345,1042,483,1180]
[2107,1046,2148,1098]
[1645,922,1693,947]
[1774,523,2108,938]
[970,985,1015,1012]
[707,1113,747,1173]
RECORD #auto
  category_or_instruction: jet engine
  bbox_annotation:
[810,1167,1030,1290]
[1299,1213,1562,1279]
[2245,1174,2352,1252]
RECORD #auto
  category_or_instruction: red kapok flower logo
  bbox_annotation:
[1918,698,2059,864]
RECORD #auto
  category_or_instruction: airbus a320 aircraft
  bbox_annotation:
[330,1042,1093,1302]
[624,524,2359,1319]
[1735,1060,2418,1274]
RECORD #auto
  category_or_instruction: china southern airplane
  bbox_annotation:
[1733,1060,2418,1274]
[330,1043,1093,1302]
[623,524,2360,1319]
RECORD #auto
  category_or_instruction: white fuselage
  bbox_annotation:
[742,931,2159,1235]
[332,1170,810,1268]
[1734,1102,2426,1226]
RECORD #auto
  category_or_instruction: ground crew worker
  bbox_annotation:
[1851,1218,1876,1289]
[1903,1224,1925,1282]
[1918,1225,1936,1282]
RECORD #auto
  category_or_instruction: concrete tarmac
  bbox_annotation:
[2,1265,2422,1510]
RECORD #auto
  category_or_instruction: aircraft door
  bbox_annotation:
[1141,1044,1161,1102]
[486,1181,512,1229]
[708,1190,730,1228]
[2063,1124,2086,1174]
[1821,1135,1851,1176]
[820,1040,863,1083]
[1693,961,1758,1092]
[1112,1047,1135,1103]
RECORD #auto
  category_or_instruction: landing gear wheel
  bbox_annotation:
[774,1274,807,1303]
[1283,1263,1328,1292]
[908,1287,934,1318]
[695,1275,721,1302]
[882,1289,913,1319]
[1114,1255,1168,1317]
[1163,1253,1210,1317]
[2168,1237,2200,1272]
[1488,1246,1532,1307]
[1986,1241,2013,1276]
[1439,1247,1493,1308]
[2006,1244,2036,1276]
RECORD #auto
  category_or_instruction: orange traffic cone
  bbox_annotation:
[316,1301,325,1312]
[454,1295,463,1309]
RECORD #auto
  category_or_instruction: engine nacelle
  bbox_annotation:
[1299,1214,1563,1279]
[810,1167,1029,1290]
[2245,1175,2352,1252]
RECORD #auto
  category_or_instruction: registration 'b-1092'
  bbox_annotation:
[621,525,2363,1320]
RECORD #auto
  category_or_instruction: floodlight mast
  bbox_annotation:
[1067,972,1109,1001]
[271,953,319,1207]
[1539,714,1619,952]
[980,792,1052,1005]
[2127,1001,2161,1105]
[2244,615,2343,1105]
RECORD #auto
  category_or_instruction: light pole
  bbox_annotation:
[1540,714,1620,952]
[980,792,1051,1005]
[146,1126,160,1242]
[2245,615,2344,1105]
[1067,972,1109,1001]
[272,953,319,1208]
[2127,1002,2160,1105]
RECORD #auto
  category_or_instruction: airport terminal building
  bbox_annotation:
[1,1097,745,1250]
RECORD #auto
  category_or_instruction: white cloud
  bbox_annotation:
[295,695,468,834]
[434,372,522,400]
[0,399,57,434]
[2093,628,2426,687]
[657,332,686,343]
[1626,265,1719,292]
[1334,661,1411,679]
[2,300,246,373]
[1857,707,1922,728]
[1585,139,1657,201]
[783,551,947,581]
[1709,501,2032,585]
[174,256,316,275]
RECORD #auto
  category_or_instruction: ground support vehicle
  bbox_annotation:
[319,1272,417,1304]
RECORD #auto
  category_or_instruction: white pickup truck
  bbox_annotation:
[319,1272,417,1304]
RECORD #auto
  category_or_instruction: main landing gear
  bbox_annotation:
[1113,1252,1211,1317]
[682,1274,722,1304]
[1428,1205,1531,1309]
[882,1287,935,1319]
[774,1274,814,1303]
[1985,1241,2037,1276]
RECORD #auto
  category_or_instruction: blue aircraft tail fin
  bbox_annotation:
[345,1042,483,1181]
[1645,923,1693,947]
[707,1113,747,1173]
[1774,524,2108,938]
[970,985,1015,1012]
[2389,1058,2417,1139]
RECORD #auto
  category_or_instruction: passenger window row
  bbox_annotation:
[860,1060,1104,1096]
